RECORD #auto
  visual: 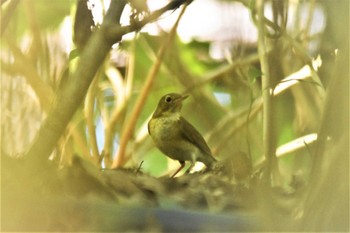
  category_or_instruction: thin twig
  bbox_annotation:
[211,98,263,155]
[84,74,101,165]
[103,39,136,166]
[106,0,192,41]
[184,53,260,93]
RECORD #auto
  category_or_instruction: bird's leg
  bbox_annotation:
[185,162,195,174]
[184,154,196,174]
[171,161,185,178]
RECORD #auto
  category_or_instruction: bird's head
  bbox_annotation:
[153,93,189,117]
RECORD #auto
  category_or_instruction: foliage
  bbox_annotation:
[1,0,348,231]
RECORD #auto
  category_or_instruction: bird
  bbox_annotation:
[148,93,216,177]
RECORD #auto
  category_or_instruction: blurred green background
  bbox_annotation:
[1,0,348,231]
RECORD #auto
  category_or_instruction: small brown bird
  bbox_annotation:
[148,93,216,177]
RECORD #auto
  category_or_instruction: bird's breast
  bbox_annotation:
[148,114,211,163]
[148,114,180,142]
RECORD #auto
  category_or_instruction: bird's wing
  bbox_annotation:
[179,117,212,156]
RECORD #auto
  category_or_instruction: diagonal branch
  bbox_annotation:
[24,0,127,166]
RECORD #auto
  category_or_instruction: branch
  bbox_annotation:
[24,0,128,166]
[256,0,279,184]
[106,0,192,39]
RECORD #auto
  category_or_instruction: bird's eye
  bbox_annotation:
[165,96,172,103]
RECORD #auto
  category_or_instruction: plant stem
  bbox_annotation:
[256,0,277,183]
[84,74,100,165]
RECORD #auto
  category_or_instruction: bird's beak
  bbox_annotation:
[172,94,188,109]
[176,94,189,103]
